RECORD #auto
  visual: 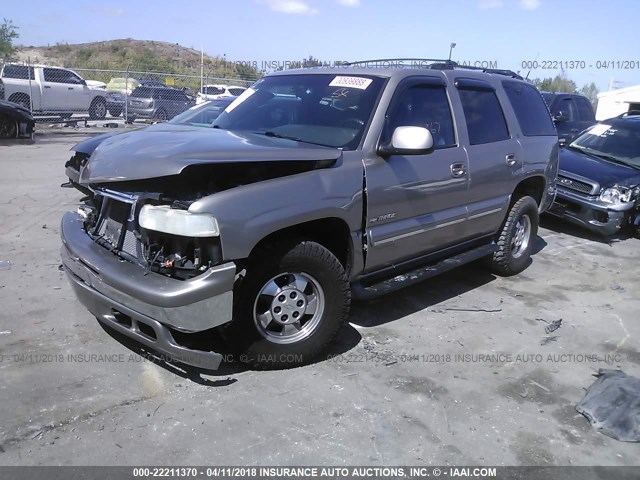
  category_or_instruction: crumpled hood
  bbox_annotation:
[559,147,640,189]
[79,123,342,184]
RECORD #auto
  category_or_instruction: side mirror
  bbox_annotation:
[553,111,568,123]
[378,126,434,157]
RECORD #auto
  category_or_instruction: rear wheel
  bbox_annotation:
[89,98,107,120]
[489,196,539,276]
[226,240,350,369]
[108,108,122,117]
[154,108,168,121]
[8,94,30,111]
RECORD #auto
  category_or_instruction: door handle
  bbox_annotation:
[571,128,579,133]
[506,154,517,166]
[450,163,466,177]
[68,87,74,90]
[44,85,51,89]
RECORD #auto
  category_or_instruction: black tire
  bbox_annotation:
[226,240,350,369]
[154,108,168,121]
[0,114,18,139]
[89,98,107,120]
[490,196,539,276]
[125,116,135,124]
[108,108,122,117]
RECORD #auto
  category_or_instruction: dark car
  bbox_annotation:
[542,92,596,146]
[0,99,35,139]
[105,91,125,117]
[126,86,196,123]
[548,113,640,236]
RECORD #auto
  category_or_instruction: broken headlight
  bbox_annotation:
[139,205,220,237]
[599,186,634,205]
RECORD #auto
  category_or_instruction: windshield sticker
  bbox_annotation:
[224,88,256,113]
[587,124,611,136]
[329,76,372,90]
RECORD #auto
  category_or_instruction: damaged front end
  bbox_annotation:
[61,127,341,370]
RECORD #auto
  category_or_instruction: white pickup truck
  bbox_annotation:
[0,64,107,119]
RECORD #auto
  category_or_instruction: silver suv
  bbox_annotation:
[61,60,558,370]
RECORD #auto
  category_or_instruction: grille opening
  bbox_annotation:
[111,310,132,328]
[558,176,595,195]
[137,322,157,340]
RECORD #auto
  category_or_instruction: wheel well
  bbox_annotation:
[249,218,352,269]
[512,176,545,207]
[8,92,30,105]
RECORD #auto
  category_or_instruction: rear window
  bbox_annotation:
[2,65,34,79]
[458,88,510,145]
[502,81,556,136]
[203,86,225,95]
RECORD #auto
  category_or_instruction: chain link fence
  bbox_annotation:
[0,60,254,122]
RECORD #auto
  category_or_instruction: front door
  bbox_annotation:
[364,77,471,272]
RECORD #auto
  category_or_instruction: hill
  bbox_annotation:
[13,39,260,81]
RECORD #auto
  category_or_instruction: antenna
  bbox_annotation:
[526,52,539,80]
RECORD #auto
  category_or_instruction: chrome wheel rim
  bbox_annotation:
[253,272,325,345]
[511,214,531,259]
[95,102,106,118]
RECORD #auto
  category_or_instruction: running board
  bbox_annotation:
[351,243,496,300]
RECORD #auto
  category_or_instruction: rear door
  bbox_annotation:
[453,78,521,236]
[364,77,471,271]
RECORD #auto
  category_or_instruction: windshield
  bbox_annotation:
[570,122,640,168]
[212,74,385,149]
[170,99,235,126]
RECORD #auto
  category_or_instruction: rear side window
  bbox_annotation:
[458,88,510,145]
[2,65,34,79]
[132,87,154,98]
[575,96,595,121]
[502,81,556,136]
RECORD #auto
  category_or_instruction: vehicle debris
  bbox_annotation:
[544,319,563,334]
[577,369,640,442]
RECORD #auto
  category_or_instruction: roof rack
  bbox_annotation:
[339,58,523,79]
[342,58,455,66]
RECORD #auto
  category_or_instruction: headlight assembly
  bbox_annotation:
[139,205,219,237]
[599,186,633,204]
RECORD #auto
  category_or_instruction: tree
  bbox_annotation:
[579,82,599,110]
[532,73,577,93]
[0,18,19,60]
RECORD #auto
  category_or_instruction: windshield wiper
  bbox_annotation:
[572,145,640,169]
[259,130,303,142]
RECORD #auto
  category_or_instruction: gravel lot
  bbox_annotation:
[0,133,639,466]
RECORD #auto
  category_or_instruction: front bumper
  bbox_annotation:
[548,187,635,236]
[60,212,236,370]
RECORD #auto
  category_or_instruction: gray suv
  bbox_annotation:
[126,86,195,122]
[61,61,558,370]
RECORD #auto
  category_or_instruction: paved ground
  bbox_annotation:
[0,134,639,466]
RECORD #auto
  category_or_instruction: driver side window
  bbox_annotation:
[386,84,456,148]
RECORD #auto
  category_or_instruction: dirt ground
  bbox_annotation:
[0,134,639,466]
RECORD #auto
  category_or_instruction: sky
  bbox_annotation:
[4,0,639,92]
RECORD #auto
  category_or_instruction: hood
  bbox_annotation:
[559,147,640,189]
[79,123,342,184]
[0,99,33,121]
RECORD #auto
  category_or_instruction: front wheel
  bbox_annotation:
[227,241,350,369]
[489,196,539,276]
